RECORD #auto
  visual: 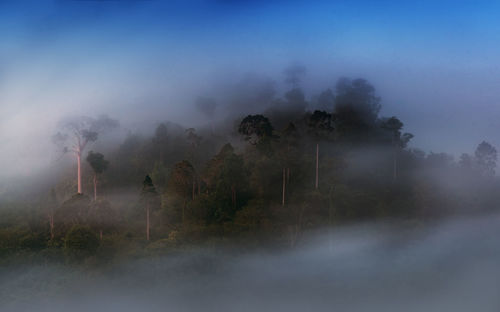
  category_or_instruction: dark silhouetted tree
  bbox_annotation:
[152,123,168,163]
[167,161,195,225]
[86,151,109,201]
[475,141,497,177]
[238,114,275,147]
[334,78,381,138]
[381,116,413,181]
[141,175,160,241]
[308,110,334,189]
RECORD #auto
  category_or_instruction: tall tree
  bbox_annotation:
[278,122,300,206]
[152,123,168,163]
[86,151,109,201]
[308,110,334,189]
[238,114,275,149]
[46,188,58,240]
[168,161,195,225]
[53,115,118,194]
[141,175,160,241]
[186,128,202,198]
[203,144,248,222]
[88,199,115,240]
[334,78,381,138]
[381,116,413,181]
[475,141,497,177]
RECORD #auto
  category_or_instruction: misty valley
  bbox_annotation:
[2,74,500,311]
[2,0,500,311]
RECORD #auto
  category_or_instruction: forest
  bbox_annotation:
[1,73,499,265]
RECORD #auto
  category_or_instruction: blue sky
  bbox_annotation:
[1,0,500,178]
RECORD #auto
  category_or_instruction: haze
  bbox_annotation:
[2,0,500,180]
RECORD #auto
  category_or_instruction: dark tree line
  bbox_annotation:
[1,75,499,262]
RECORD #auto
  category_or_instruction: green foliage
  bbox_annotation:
[54,194,91,234]
[238,114,274,146]
[5,75,500,262]
[86,151,109,174]
[64,225,100,261]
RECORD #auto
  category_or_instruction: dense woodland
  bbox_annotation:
[1,75,499,264]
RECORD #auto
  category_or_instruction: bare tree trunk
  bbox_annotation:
[146,205,150,241]
[315,143,319,189]
[282,167,286,206]
[93,174,97,201]
[77,153,82,194]
[100,229,103,241]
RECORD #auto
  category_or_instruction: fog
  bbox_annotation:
[2,0,500,181]
[2,215,500,312]
[2,2,500,311]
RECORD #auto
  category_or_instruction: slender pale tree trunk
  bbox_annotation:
[146,205,150,241]
[282,167,286,206]
[77,153,82,194]
[315,143,319,189]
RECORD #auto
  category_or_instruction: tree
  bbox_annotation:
[46,188,58,240]
[238,114,275,147]
[278,122,300,206]
[202,144,248,222]
[141,175,160,241]
[334,78,381,138]
[64,225,100,262]
[186,128,202,198]
[53,115,118,194]
[54,193,91,234]
[167,161,195,225]
[152,123,168,163]
[308,110,334,189]
[475,141,497,177]
[86,151,109,201]
[88,199,115,240]
[381,116,413,181]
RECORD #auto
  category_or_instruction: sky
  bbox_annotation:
[1,0,500,179]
